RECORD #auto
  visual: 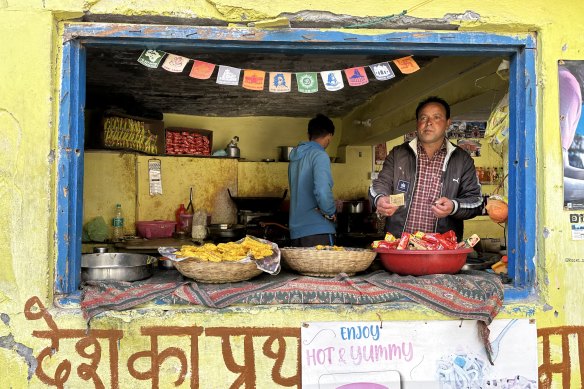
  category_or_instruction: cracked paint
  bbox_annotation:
[0,332,37,380]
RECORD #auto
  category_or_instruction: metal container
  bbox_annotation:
[342,200,369,214]
[207,223,246,240]
[279,146,295,162]
[81,253,156,282]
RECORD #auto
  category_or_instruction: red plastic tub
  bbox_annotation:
[136,220,177,239]
[374,247,473,276]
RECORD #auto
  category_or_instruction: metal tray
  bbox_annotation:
[81,253,156,282]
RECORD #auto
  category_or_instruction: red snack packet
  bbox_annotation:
[372,240,399,249]
[397,232,411,250]
[408,236,429,250]
[440,230,458,245]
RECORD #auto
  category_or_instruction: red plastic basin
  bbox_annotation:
[136,220,177,239]
[374,247,473,276]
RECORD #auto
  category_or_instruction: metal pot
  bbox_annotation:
[343,200,369,214]
[207,223,246,240]
[81,253,155,282]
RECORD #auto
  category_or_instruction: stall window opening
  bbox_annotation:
[55,25,536,302]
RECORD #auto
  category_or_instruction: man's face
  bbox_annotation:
[416,102,451,145]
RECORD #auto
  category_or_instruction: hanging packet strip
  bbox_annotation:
[296,72,318,93]
[269,72,292,93]
[369,62,395,81]
[393,56,420,74]
[344,66,369,86]
[189,60,216,79]
[148,159,163,196]
[137,49,166,68]
[320,70,344,91]
[162,54,190,73]
[216,65,241,86]
[242,70,266,90]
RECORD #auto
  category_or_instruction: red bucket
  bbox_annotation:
[374,247,473,276]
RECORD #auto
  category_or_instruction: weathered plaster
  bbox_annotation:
[2,1,584,387]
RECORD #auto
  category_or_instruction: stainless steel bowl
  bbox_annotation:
[81,253,156,282]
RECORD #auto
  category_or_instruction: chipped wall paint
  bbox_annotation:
[1,1,584,387]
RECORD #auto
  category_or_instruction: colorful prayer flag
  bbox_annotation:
[296,73,318,93]
[344,66,369,86]
[189,60,216,79]
[162,54,190,73]
[269,72,292,93]
[216,65,241,86]
[369,62,395,80]
[137,49,166,68]
[320,70,344,91]
[242,70,266,91]
[393,56,420,74]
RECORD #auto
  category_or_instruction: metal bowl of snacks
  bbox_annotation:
[374,248,473,276]
[81,253,156,282]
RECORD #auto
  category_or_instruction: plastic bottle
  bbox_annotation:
[112,203,124,241]
[176,203,186,232]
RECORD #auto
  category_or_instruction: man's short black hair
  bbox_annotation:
[415,96,451,120]
[308,114,335,140]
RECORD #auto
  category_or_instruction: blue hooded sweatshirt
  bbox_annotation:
[288,141,336,239]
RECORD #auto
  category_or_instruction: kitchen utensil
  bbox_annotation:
[186,187,194,213]
[228,189,288,213]
[226,136,240,158]
[136,220,177,239]
[81,253,156,282]
[93,247,109,253]
[279,146,295,162]
[207,223,246,240]
[462,253,500,271]
[374,247,473,276]
[158,257,175,269]
[341,199,369,214]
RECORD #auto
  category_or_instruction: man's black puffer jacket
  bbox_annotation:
[369,138,483,241]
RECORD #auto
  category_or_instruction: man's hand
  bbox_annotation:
[376,196,400,217]
[432,197,454,218]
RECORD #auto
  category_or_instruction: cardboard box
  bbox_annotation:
[101,113,164,155]
[165,127,213,156]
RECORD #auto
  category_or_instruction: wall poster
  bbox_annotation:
[559,60,584,210]
[404,121,486,158]
[301,319,537,388]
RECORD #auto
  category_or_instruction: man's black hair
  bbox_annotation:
[415,96,451,120]
[308,114,335,140]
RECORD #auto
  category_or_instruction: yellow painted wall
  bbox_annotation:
[2,1,584,388]
[163,114,344,162]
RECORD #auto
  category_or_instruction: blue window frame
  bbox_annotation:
[56,24,536,300]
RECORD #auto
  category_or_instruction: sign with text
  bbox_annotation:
[301,319,537,389]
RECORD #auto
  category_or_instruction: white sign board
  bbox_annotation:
[301,319,537,388]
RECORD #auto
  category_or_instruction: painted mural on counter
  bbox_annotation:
[15,295,583,388]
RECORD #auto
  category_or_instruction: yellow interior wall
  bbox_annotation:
[163,114,343,162]
[3,2,584,387]
[84,152,137,234]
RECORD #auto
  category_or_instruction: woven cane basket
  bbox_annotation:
[280,248,377,277]
[174,258,262,283]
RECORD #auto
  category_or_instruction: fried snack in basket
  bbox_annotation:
[315,245,345,251]
[174,236,273,262]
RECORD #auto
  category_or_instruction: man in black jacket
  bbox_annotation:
[369,96,483,241]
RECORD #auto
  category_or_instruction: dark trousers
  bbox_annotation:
[290,233,336,247]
